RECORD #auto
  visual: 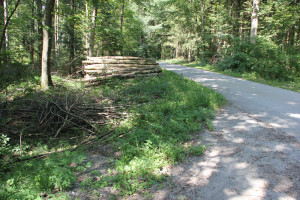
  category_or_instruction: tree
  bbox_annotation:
[36,0,43,64]
[250,0,259,43]
[0,0,21,56]
[41,0,55,89]
[88,4,97,57]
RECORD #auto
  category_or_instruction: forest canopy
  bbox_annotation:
[0,0,299,84]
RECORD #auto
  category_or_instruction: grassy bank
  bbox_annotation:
[162,59,300,93]
[1,70,226,199]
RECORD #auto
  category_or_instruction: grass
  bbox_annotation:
[162,59,300,93]
[0,69,226,198]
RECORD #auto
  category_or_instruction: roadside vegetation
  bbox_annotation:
[162,38,300,93]
[0,70,226,199]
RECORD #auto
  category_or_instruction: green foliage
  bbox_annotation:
[81,70,226,195]
[189,145,206,156]
[0,150,86,200]
[217,37,298,81]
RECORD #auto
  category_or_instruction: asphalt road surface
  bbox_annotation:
[160,62,300,143]
[150,62,300,200]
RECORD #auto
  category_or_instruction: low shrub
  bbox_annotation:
[217,37,298,81]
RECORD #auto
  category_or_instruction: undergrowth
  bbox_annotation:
[0,70,226,198]
[79,70,226,196]
[0,150,86,200]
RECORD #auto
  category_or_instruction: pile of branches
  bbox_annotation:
[0,89,127,143]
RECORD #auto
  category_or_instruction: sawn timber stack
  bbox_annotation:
[82,56,162,84]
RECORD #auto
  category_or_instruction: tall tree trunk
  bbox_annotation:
[54,0,59,56]
[30,0,35,67]
[36,0,43,66]
[41,0,55,89]
[120,0,124,32]
[250,0,259,43]
[0,1,4,52]
[3,0,7,50]
[89,6,97,57]
[119,0,125,55]
[69,0,75,74]
[85,0,88,50]
[188,47,192,62]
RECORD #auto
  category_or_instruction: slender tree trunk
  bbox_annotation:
[36,0,43,66]
[250,0,259,43]
[119,0,125,55]
[288,26,295,47]
[41,0,55,89]
[89,6,97,57]
[0,1,4,50]
[69,0,75,74]
[3,0,7,49]
[85,0,88,50]
[54,0,58,56]
[30,0,35,67]
[120,0,124,32]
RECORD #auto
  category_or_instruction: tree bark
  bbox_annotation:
[119,0,125,55]
[0,1,4,51]
[85,0,88,50]
[3,0,7,49]
[54,0,59,56]
[69,0,75,74]
[41,0,55,89]
[89,6,97,57]
[250,0,259,43]
[30,0,35,67]
[36,0,43,65]
[120,0,124,32]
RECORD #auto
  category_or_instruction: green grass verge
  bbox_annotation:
[0,70,226,198]
[162,59,300,93]
[83,70,226,196]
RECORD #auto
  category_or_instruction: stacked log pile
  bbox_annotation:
[82,56,162,84]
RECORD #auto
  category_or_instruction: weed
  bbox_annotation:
[79,70,226,196]
[0,150,86,199]
[189,145,206,156]
[0,70,226,198]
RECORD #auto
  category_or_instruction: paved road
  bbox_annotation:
[154,62,300,200]
[160,62,300,142]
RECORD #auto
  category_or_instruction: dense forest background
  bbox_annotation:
[0,0,299,84]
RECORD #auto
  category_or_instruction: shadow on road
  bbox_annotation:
[149,105,300,200]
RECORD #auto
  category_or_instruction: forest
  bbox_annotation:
[0,0,299,199]
[0,0,299,84]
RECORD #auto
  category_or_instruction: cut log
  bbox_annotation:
[84,64,159,70]
[85,68,162,76]
[82,59,156,65]
[81,56,162,84]
[87,56,155,62]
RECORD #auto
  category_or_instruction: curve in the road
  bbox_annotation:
[160,62,300,143]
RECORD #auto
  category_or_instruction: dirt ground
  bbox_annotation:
[66,104,300,200]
